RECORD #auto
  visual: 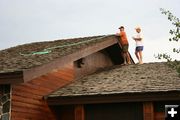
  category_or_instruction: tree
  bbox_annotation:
[157,8,180,74]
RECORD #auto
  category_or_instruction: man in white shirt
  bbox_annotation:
[132,27,144,64]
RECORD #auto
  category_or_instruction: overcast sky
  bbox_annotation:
[0,0,179,63]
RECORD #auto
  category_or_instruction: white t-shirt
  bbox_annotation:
[133,33,143,47]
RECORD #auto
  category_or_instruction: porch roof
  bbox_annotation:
[47,62,180,98]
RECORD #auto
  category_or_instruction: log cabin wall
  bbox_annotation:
[11,63,75,120]
[74,105,84,120]
[143,102,154,120]
[74,50,113,78]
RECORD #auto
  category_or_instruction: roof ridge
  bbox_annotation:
[19,35,108,56]
[1,34,111,52]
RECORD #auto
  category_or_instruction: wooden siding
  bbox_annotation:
[74,51,113,78]
[154,112,164,120]
[11,63,74,120]
[143,102,154,120]
[75,105,84,120]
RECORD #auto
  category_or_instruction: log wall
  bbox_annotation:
[143,102,154,120]
[154,112,164,120]
[11,63,74,120]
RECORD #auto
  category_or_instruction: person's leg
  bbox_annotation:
[135,51,140,63]
[124,44,131,64]
[126,52,131,64]
[139,51,143,64]
[121,45,127,64]
[123,52,127,64]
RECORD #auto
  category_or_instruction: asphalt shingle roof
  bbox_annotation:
[48,62,180,97]
[0,35,114,73]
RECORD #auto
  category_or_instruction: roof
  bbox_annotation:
[48,62,180,98]
[0,35,115,73]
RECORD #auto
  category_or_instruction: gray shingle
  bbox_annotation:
[48,62,180,97]
[0,35,114,73]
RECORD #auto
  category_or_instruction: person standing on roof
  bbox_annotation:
[116,26,131,65]
[132,27,144,64]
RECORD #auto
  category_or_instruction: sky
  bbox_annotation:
[0,0,179,63]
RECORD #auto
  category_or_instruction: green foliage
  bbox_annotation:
[160,8,180,43]
[160,8,180,52]
[156,53,172,61]
[167,60,180,77]
[157,8,180,74]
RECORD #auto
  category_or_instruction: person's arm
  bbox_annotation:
[133,37,142,41]
[115,33,120,36]
[132,34,142,41]
[115,32,123,37]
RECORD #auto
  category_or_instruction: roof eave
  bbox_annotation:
[0,70,24,84]
[46,91,180,105]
